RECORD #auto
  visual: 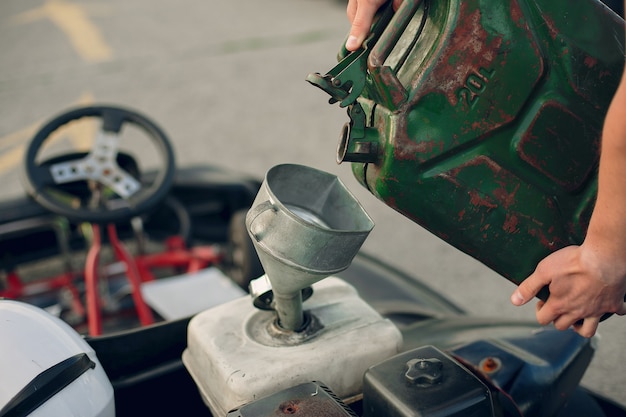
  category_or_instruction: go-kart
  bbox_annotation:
[1,104,625,417]
[0,105,262,336]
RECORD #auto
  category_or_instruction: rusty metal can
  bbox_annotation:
[309,0,625,297]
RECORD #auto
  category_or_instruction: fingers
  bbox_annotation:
[534,299,555,327]
[510,245,618,337]
[572,316,601,338]
[552,313,580,331]
[535,301,600,337]
[346,0,384,51]
[535,293,575,328]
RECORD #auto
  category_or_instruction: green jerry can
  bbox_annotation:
[308,0,625,299]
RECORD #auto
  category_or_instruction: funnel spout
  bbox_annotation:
[273,290,304,331]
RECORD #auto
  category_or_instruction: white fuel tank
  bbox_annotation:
[183,277,403,416]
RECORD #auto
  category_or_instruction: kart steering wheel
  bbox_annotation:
[22,105,176,224]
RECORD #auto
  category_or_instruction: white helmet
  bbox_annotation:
[0,300,115,417]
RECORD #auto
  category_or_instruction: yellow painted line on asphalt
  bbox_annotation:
[11,0,113,63]
[0,92,95,176]
[0,143,30,177]
[0,126,38,177]
[0,125,39,152]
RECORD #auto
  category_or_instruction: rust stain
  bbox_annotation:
[493,182,521,209]
[480,357,501,373]
[385,194,399,210]
[279,400,300,414]
[528,216,567,250]
[502,213,519,233]
[540,12,559,41]
[528,227,555,249]
[413,138,445,155]
[584,56,598,69]
[509,0,525,25]
[468,189,497,210]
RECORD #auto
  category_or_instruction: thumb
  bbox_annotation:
[510,288,527,306]
[511,272,549,306]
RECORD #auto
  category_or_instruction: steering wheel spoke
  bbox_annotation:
[49,158,90,183]
[91,128,120,159]
[29,163,63,188]
[99,165,142,198]
[101,107,128,134]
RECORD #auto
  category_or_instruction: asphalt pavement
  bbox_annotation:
[0,0,624,408]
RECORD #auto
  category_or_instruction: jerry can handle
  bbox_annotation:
[369,0,425,69]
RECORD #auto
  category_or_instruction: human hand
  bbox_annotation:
[510,244,626,337]
[346,0,403,51]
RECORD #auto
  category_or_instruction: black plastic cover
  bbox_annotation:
[362,345,495,417]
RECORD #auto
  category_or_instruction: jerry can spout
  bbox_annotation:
[336,104,381,164]
[337,120,381,164]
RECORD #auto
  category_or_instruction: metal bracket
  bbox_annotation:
[305,1,395,108]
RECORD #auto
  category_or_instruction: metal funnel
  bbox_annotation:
[246,164,374,331]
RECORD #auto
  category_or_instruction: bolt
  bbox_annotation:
[479,357,501,373]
